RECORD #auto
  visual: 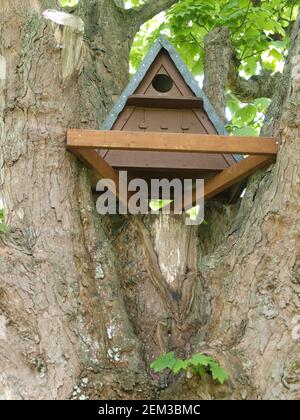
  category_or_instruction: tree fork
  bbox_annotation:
[0,0,299,401]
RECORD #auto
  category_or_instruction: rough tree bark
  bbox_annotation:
[0,0,299,400]
[0,0,156,400]
[203,27,233,122]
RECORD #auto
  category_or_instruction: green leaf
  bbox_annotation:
[209,362,229,384]
[262,60,277,72]
[271,40,289,50]
[189,354,213,367]
[192,60,203,76]
[242,56,258,75]
[235,104,257,123]
[253,97,271,112]
[149,199,173,212]
[273,21,286,37]
[227,95,241,114]
[150,352,176,372]
[59,0,79,7]
[172,359,190,374]
[238,0,250,7]
[193,364,207,377]
[253,97,271,108]
[269,48,283,62]
[231,126,258,137]
[0,208,5,234]
[150,351,229,384]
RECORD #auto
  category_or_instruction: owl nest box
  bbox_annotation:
[67,36,277,208]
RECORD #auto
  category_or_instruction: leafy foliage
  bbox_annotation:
[149,199,173,212]
[0,208,6,234]
[149,201,206,224]
[128,0,297,133]
[59,0,79,8]
[151,352,229,384]
[227,96,272,136]
[126,0,142,7]
[130,0,295,74]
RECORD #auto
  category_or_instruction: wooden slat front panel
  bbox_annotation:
[107,106,234,171]
[103,151,231,171]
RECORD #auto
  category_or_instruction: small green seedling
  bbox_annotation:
[59,0,79,8]
[0,208,6,234]
[151,352,228,385]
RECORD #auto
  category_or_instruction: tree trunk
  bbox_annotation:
[0,0,299,400]
[0,0,153,400]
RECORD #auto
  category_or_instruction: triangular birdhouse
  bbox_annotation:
[100,36,241,182]
[67,36,277,208]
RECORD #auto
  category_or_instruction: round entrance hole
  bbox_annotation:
[152,74,173,93]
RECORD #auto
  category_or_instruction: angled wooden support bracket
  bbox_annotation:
[177,154,276,211]
[69,148,129,209]
[204,155,275,200]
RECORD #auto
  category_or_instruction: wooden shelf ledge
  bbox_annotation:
[67,129,278,156]
[67,128,278,209]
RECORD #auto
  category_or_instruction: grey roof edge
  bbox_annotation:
[101,34,243,162]
[101,37,163,131]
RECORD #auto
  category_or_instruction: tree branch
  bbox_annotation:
[127,0,179,27]
[204,26,282,103]
[228,62,282,102]
[113,0,125,10]
[203,27,233,122]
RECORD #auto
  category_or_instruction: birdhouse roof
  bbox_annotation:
[102,36,224,134]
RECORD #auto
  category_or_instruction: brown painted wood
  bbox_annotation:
[204,155,275,199]
[71,149,119,183]
[117,107,209,134]
[127,95,203,109]
[193,107,217,134]
[67,129,278,156]
[104,46,238,174]
[177,155,275,210]
[107,104,235,171]
[102,150,232,171]
[112,106,136,131]
[69,45,276,207]
[71,148,128,208]
[136,51,195,97]
[108,102,235,172]
[69,147,276,211]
